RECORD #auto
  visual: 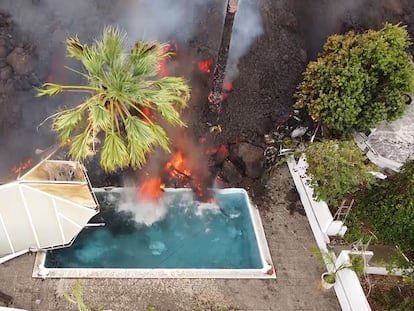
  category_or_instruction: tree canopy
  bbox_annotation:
[295,23,414,135]
[38,25,190,172]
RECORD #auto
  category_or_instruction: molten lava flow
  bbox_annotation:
[47,46,66,83]
[138,177,164,201]
[158,42,178,77]
[159,58,168,77]
[206,144,229,157]
[165,151,191,178]
[207,76,233,109]
[163,151,213,202]
[141,106,156,122]
[223,78,233,92]
[197,58,213,74]
[11,159,33,175]
[221,76,233,101]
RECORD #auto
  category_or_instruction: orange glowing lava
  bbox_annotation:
[138,177,164,201]
[158,42,178,78]
[197,59,213,74]
[165,151,191,178]
[141,106,155,122]
[205,144,229,158]
[11,159,33,175]
[223,79,233,92]
[207,197,215,203]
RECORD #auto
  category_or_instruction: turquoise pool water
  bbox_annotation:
[45,189,262,269]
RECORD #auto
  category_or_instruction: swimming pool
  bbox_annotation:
[34,188,275,278]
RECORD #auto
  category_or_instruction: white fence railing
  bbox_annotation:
[287,155,372,311]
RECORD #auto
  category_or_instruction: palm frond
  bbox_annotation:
[53,109,85,142]
[127,138,151,168]
[124,116,157,148]
[97,25,127,68]
[37,83,65,97]
[88,100,112,131]
[130,41,169,77]
[124,117,153,162]
[81,45,105,78]
[66,35,87,60]
[150,123,170,152]
[100,132,129,172]
[151,77,190,107]
[69,130,94,160]
[155,102,186,127]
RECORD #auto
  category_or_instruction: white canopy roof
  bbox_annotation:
[367,99,414,165]
[0,158,98,257]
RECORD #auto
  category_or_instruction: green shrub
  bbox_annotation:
[305,139,374,206]
[295,23,414,135]
[372,286,414,311]
[355,160,414,255]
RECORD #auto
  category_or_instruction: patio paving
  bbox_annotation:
[0,165,340,311]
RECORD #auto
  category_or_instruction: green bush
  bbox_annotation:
[295,23,414,135]
[355,160,414,255]
[371,286,414,311]
[305,139,374,207]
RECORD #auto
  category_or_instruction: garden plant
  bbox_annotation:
[295,23,414,135]
[38,25,190,172]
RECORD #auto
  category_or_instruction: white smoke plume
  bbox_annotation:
[226,0,264,79]
[115,0,218,42]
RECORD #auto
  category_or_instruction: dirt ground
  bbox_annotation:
[0,165,341,311]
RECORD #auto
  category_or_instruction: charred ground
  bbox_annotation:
[0,0,414,199]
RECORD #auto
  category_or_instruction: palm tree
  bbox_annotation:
[38,25,190,172]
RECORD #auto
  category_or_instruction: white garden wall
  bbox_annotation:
[287,155,372,311]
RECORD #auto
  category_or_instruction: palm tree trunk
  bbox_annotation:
[207,0,238,125]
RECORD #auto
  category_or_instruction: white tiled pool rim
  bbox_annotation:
[33,188,275,279]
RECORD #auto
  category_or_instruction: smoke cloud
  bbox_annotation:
[292,0,367,59]
[226,0,264,79]
[115,0,218,42]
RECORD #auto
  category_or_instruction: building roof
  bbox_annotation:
[0,155,99,257]
[367,99,414,165]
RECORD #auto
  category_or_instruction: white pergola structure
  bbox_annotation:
[356,97,414,172]
[0,156,99,258]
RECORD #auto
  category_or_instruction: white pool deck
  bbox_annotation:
[33,188,276,279]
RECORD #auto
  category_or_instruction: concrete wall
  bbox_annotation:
[288,156,372,311]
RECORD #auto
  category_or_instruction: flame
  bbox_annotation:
[197,59,213,74]
[163,151,213,201]
[165,151,191,178]
[138,176,164,201]
[11,159,33,175]
[158,42,176,77]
